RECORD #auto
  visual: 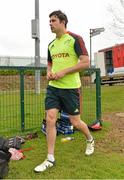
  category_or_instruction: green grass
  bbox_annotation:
[5,84,124,179]
[0,85,124,179]
[101,85,124,113]
[0,86,96,135]
[7,130,124,179]
[0,90,45,135]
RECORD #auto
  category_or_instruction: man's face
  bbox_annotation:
[49,15,64,33]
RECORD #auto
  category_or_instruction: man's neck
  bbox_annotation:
[56,30,67,39]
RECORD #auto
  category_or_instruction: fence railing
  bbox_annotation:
[0,66,101,136]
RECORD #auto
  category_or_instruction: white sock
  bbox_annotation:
[47,154,55,162]
[87,136,93,142]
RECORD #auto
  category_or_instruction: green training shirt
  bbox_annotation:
[47,31,88,89]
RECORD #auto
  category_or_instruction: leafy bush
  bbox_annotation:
[0,68,47,76]
[0,70,18,75]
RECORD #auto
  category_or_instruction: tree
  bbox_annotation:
[108,0,124,37]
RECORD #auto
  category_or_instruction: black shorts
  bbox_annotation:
[45,85,80,115]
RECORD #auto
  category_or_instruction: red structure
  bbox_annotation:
[94,43,124,85]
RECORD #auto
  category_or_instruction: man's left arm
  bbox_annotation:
[54,55,90,79]
[64,55,90,74]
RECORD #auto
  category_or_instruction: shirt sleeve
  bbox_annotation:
[74,35,88,57]
[47,49,52,65]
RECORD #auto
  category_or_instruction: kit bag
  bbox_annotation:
[0,136,23,179]
[0,149,11,179]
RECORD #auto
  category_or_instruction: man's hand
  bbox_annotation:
[54,71,66,80]
[47,70,66,80]
[47,71,56,80]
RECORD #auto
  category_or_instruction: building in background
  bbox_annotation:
[93,43,124,85]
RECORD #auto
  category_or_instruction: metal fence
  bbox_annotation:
[0,66,101,136]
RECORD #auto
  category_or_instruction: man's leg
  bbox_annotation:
[69,114,94,155]
[34,108,58,172]
[46,108,59,156]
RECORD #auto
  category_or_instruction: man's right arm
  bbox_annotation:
[47,48,54,80]
[47,48,57,80]
[47,63,53,80]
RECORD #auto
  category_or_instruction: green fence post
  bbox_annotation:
[96,68,102,124]
[20,69,25,131]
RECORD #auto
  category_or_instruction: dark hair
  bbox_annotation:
[49,10,68,28]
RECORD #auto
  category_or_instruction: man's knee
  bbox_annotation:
[46,109,57,126]
[71,120,80,129]
[70,116,79,128]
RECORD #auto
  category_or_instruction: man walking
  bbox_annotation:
[34,10,94,173]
